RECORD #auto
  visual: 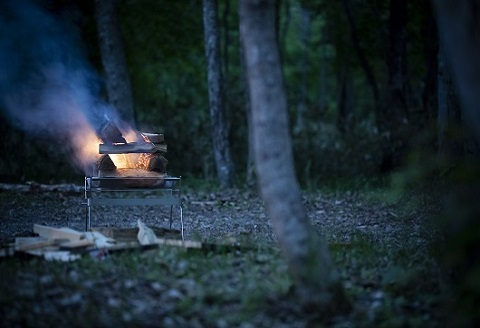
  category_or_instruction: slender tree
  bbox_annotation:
[384,0,409,168]
[431,2,480,325]
[239,0,350,311]
[437,46,462,157]
[203,0,234,188]
[95,0,135,127]
[432,0,480,143]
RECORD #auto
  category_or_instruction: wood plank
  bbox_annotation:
[84,231,115,248]
[15,237,53,251]
[141,133,164,143]
[59,239,95,249]
[99,142,167,154]
[33,224,84,241]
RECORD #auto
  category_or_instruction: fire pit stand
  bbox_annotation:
[84,175,183,240]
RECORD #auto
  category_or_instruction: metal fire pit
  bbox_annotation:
[83,131,182,239]
[84,175,183,239]
[84,174,183,240]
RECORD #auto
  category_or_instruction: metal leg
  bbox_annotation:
[180,205,184,241]
[169,205,173,229]
[86,204,91,231]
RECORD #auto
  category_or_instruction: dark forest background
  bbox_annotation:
[0,0,478,189]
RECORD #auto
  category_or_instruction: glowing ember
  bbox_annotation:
[109,153,138,168]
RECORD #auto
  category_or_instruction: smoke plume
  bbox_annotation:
[0,0,128,173]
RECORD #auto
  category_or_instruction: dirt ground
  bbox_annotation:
[0,182,424,248]
[0,182,450,327]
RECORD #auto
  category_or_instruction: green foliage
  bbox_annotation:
[0,0,459,190]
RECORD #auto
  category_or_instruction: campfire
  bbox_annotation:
[84,121,182,235]
[90,121,168,181]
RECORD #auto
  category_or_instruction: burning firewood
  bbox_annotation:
[99,142,167,154]
[99,121,127,144]
[141,133,164,143]
[136,153,168,173]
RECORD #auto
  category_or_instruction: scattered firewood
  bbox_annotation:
[15,237,53,251]
[34,224,84,242]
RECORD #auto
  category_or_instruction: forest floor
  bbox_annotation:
[0,182,458,327]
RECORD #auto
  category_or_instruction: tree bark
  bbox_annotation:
[203,0,234,188]
[437,44,463,157]
[421,1,439,120]
[387,0,408,123]
[294,4,312,135]
[336,61,354,135]
[342,0,381,123]
[95,0,135,128]
[432,0,480,143]
[383,0,409,169]
[239,0,350,311]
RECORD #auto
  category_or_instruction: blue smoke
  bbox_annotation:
[0,0,126,170]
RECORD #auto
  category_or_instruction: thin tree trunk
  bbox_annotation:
[337,61,354,135]
[422,1,439,121]
[387,0,408,122]
[203,0,234,188]
[432,0,480,143]
[239,0,350,311]
[342,0,381,124]
[222,0,231,81]
[383,0,409,169]
[438,46,463,157]
[318,26,330,114]
[240,40,256,188]
[95,0,135,127]
[294,5,311,135]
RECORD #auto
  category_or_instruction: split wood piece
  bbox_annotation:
[59,239,95,249]
[99,142,167,154]
[15,237,55,251]
[92,226,180,242]
[99,121,126,144]
[136,220,246,252]
[33,224,114,248]
[34,224,84,242]
[97,154,116,171]
[141,133,164,143]
[137,153,168,173]
[84,231,115,248]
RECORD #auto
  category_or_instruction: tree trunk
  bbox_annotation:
[421,1,439,121]
[437,45,463,157]
[387,0,408,122]
[279,0,291,61]
[383,0,409,169]
[95,0,135,127]
[342,0,381,124]
[239,0,350,311]
[203,0,234,188]
[336,61,354,135]
[294,4,312,135]
[432,0,480,144]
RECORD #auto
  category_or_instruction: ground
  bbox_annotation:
[0,183,451,327]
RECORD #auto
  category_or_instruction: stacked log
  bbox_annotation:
[97,132,168,177]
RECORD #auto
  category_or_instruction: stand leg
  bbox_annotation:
[180,206,184,241]
[86,205,91,231]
